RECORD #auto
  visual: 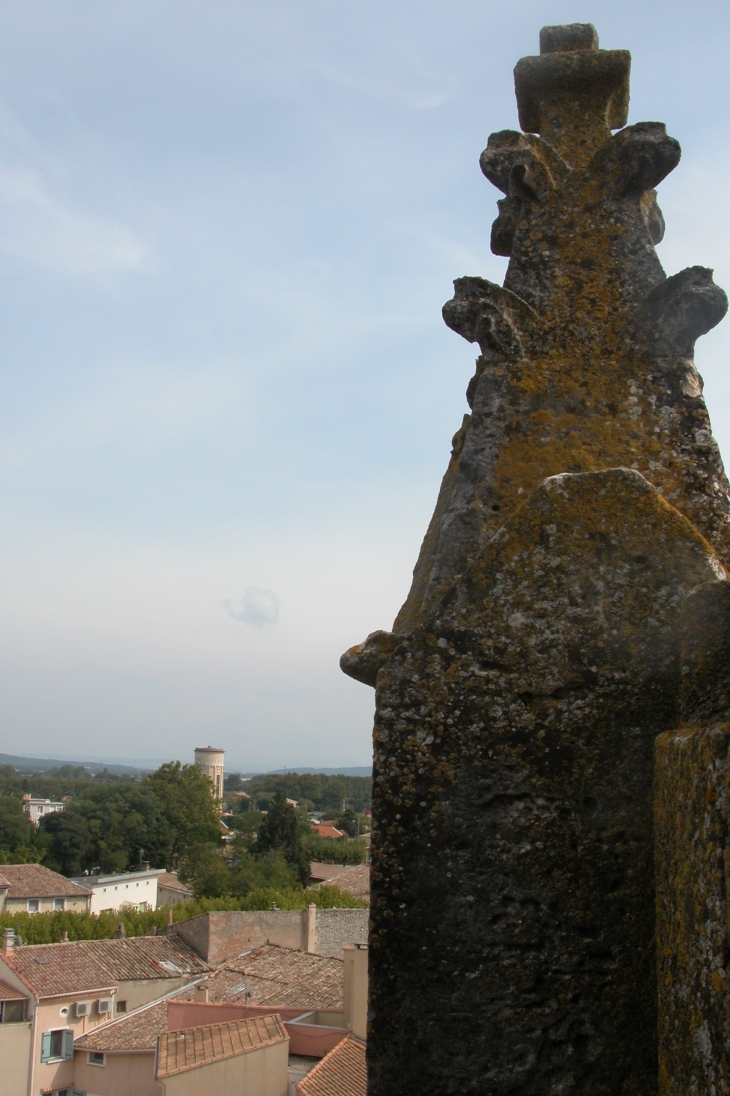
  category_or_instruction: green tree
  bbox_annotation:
[185,845,232,898]
[230,849,299,896]
[336,808,359,837]
[40,811,91,876]
[0,796,36,853]
[253,790,308,884]
[39,783,173,875]
[143,762,220,869]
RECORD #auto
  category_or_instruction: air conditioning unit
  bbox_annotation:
[75,1001,91,1017]
[97,998,113,1014]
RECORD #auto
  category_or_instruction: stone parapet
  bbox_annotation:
[656,725,730,1096]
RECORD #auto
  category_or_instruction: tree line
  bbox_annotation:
[231,772,371,814]
[0,766,367,900]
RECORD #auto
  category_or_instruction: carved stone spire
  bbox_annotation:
[340,23,727,681]
[340,25,730,1096]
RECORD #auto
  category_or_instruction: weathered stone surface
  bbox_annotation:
[654,581,730,1096]
[339,23,730,1095]
[656,723,730,1096]
[363,32,727,645]
[368,470,726,1095]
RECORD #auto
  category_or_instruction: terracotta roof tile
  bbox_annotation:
[312,825,347,839]
[0,864,91,899]
[6,935,208,997]
[296,1035,366,1096]
[156,874,193,894]
[156,1014,287,1078]
[209,944,343,1010]
[319,864,370,901]
[0,979,28,1001]
[75,999,168,1052]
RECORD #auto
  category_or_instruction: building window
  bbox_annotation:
[53,898,65,911]
[139,902,147,913]
[87,1051,105,1067]
[0,999,26,1023]
[40,1028,74,1062]
[27,899,39,913]
[116,1000,126,1013]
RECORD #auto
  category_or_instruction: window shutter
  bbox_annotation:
[40,1032,52,1062]
[63,1029,74,1059]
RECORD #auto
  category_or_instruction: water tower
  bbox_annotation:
[194,746,225,799]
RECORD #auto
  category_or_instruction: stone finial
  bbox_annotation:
[539,23,599,54]
[514,27,630,166]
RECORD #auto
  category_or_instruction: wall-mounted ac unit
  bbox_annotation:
[97,998,113,1014]
[75,1001,91,1017]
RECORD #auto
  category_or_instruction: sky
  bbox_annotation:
[1,0,730,771]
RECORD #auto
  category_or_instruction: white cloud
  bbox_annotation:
[224,587,280,627]
[0,164,147,274]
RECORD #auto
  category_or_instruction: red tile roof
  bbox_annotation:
[0,979,28,1001]
[0,864,91,899]
[312,825,347,840]
[4,935,208,997]
[205,944,343,1010]
[75,998,168,1052]
[297,1035,366,1096]
[156,1014,287,1078]
[318,865,370,901]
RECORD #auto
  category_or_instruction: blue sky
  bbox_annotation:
[0,0,729,771]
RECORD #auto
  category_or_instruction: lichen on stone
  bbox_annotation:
[339,23,730,1096]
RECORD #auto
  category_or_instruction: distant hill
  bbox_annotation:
[0,752,151,777]
[0,753,372,779]
[265,766,372,777]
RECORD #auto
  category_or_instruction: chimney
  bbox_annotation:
[2,928,14,955]
[141,861,150,872]
[343,944,369,1040]
[306,904,317,954]
[61,931,69,943]
[166,908,173,936]
[113,920,126,940]
[194,984,209,1003]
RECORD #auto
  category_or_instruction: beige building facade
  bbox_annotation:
[194,747,225,799]
[0,864,91,915]
[0,933,208,1096]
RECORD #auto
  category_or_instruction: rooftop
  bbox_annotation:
[75,998,169,1052]
[296,1035,366,1096]
[313,864,370,902]
[206,944,343,1010]
[4,935,208,997]
[156,1014,286,1078]
[0,979,28,1001]
[72,868,166,886]
[157,873,194,894]
[0,864,92,900]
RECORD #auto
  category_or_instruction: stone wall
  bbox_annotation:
[172,907,368,963]
[314,909,369,958]
[172,910,306,963]
[655,724,730,1096]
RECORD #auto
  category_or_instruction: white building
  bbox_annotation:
[71,868,194,914]
[23,797,64,825]
[71,868,164,915]
[194,745,225,799]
